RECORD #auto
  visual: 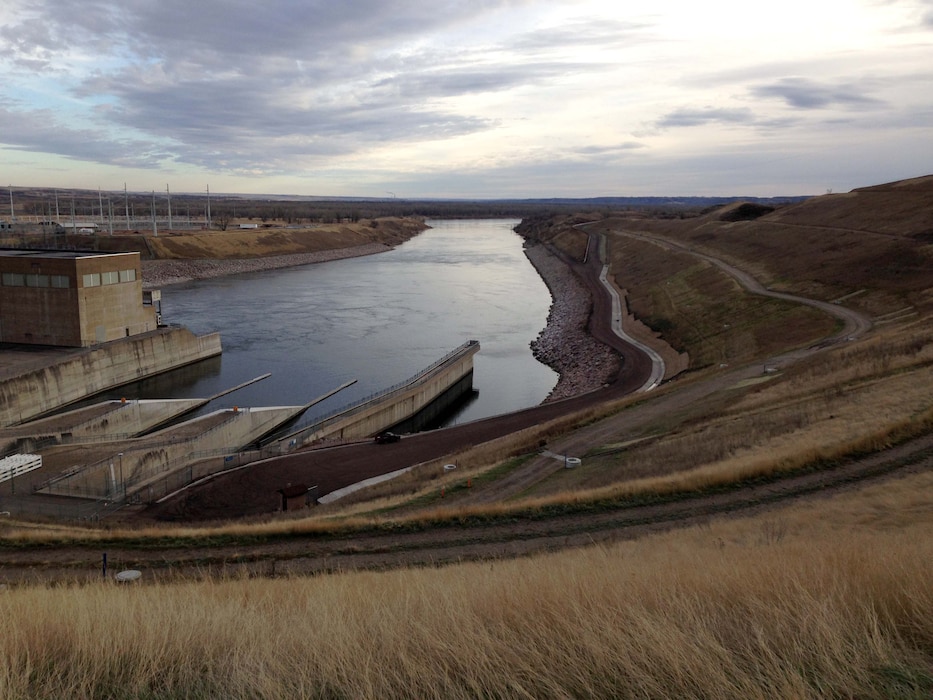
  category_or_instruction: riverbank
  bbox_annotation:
[524,243,620,401]
[142,243,392,287]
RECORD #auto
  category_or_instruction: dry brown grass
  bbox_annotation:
[1,472,930,699]
[607,176,933,318]
[145,217,425,260]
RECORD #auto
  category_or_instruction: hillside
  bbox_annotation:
[598,175,933,318]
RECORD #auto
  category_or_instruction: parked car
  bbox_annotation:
[374,431,401,444]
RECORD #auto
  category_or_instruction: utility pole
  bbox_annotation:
[206,184,211,229]
[166,184,173,230]
[151,191,158,236]
[124,183,130,230]
[55,189,60,221]
[8,186,14,222]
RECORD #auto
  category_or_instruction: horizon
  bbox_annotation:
[2,1,931,198]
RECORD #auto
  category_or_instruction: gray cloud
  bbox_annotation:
[1,0,526,72]
[0,106,170,168]
[571,143,644,157]
[655,107,756,129]
[508,18,655,51]
[751,78,885,109]
[1,1,552,174]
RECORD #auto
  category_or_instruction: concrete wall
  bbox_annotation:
[0,327,222,427]
[39,406,301,500]
[296,341,479,446]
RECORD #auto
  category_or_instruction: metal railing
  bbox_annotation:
[283,340,479,439]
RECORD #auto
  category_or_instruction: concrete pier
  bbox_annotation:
[2,341,479,517]
[0,398,208,456]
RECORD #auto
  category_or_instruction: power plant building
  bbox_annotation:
[0,249,161,347]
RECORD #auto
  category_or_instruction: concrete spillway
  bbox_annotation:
[279,340,480,448]
[13,341,479,513]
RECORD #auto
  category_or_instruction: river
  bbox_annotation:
[110,219,557,427]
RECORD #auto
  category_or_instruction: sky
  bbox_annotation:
[1,0,931,198]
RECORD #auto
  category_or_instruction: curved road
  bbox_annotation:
[603,227,873,342]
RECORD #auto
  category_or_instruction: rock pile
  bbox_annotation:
[524,244,619,401]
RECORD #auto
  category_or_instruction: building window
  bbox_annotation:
[101,271,120,285]
[82,273,101,287]
[2,272,25,287]
[26,274,50,288]
[119,269,136,282]
[51,275,70,288]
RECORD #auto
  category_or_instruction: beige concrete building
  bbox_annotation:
[0,249,160,347]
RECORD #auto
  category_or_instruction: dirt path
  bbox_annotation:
[451,224,876,505]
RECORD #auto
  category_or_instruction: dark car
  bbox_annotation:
[374,431,401,444]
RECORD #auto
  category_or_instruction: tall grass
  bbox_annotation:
[1,475,930,699]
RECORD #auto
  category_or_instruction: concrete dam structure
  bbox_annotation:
[1,340,479,517]
[0,327,222,427]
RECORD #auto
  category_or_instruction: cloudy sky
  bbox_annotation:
[1,0,931,198]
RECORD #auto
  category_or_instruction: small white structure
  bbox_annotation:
[0,453,42,483]
[61,222,100,233]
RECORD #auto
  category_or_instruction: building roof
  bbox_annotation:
[277,483,309,498]
[0,248,136,260]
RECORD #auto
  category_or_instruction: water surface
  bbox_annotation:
[115,219,557,426]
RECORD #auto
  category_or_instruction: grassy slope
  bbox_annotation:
[1,475,930,699]
[614,175,933,318]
